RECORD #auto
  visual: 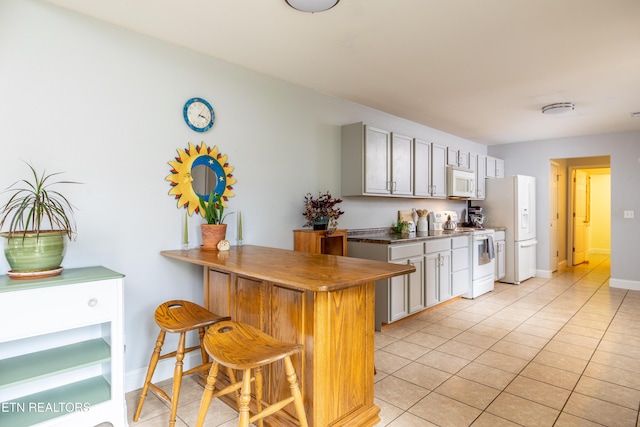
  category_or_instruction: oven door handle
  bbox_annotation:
[474,236,489,241]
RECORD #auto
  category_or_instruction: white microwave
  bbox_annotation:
[447,166,475,198]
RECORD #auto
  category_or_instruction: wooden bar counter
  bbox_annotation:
[161,245,414,427]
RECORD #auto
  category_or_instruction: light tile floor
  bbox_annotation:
[125,254,640,426]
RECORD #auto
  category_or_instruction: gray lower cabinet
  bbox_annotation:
[390,255,425,322]
[494,230,506,280]
[425,238,452,307]
[349,236,469,330]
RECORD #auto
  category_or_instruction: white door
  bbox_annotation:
[572,170,588,265]
[550,162,559,272]
[516,176,536,241]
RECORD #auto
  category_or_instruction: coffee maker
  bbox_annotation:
[468,206,485,228]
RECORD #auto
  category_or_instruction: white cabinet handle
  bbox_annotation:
[87,298,98,307]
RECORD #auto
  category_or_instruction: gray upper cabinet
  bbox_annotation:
[391,132,414,196]
[342,123,390,196]
[469,153,486,200]
[447,147,470,168]
[431,143,447,198]
[413,139,431,197]
[342,123,414,197]
[486,156,505,179]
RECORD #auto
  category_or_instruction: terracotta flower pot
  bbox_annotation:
[201,224,227,250]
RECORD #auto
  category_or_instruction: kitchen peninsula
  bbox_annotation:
[161,245,414,427]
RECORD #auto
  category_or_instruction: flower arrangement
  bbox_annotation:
[302,191,344,230]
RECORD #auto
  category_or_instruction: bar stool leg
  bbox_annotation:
[284,356,308,427]
[168,331,187,427]
[254,366,264,427]
[134,330,166,422]
[198,327,208,364]
[195,362,220,427]
[238,368,253,427]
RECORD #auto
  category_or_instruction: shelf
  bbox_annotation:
[0,338,110,390]
[0,376,111,427]
[293,229,347,256]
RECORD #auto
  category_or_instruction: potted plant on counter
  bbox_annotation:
[0,163,80,278]
[198,190,232,250]
[302,191,344,231]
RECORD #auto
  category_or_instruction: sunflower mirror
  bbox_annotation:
[166,142,236,216]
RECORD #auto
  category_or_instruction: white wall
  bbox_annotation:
[488,133,640,289]
[1,0,485,390]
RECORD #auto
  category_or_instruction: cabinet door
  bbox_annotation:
[391,132,414,195]
[413,139,431,197]
[431,143,447,198]
[458,151,470,169]
[364,125,391,194]
[451,245,470,296]
[486,156,496,178]
[476,154,486,200]
[389,267,409,322]
[438,251,452,301]
[495,158,505,178]
[447,147,459,166]
[407,256,425,314]
[469,153,478,200]
[496,240,506,280]
[425,252,440,306]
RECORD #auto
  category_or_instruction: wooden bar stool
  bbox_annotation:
[195,320,308,427]
[133,300,230,426]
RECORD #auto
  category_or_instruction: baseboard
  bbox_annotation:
[125,351,203,393]
[588,248,611,255]
[536,269,553,279]
[610,278,640,291]
[558,260,567,270]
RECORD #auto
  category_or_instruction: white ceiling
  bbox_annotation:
[43,0,640,145]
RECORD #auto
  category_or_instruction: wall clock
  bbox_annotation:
[183,97,215,132]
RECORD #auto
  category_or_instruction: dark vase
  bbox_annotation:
[313,216,329,230]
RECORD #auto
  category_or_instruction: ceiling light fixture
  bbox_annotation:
[286,0,340,13]
[541,102,575,115]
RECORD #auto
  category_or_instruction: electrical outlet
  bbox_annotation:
[624,210,635,219]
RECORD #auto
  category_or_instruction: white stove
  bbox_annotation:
[461,227,495,299]
[428,211,495,299]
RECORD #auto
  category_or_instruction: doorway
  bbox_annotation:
[549,157,610,271]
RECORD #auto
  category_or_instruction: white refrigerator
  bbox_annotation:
[479,175,537,284]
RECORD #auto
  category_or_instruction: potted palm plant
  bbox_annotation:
[198,190,232,250]
[0,163,80,278]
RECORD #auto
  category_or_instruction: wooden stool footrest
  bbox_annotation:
[148,383,171,405]
[249,396,295,424]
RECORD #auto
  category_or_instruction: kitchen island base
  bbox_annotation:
[162,246,414,427]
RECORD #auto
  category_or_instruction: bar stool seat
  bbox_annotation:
[134,300,230,426]
[195,320,308,427]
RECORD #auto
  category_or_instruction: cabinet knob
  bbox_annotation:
[87,298,98,307]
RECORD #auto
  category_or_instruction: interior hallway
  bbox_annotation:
[126,254,640,426]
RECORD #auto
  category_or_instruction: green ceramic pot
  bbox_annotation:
[313,216,329,230]
[2,230,67,272]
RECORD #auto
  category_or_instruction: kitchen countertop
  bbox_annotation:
[347,227,473,244]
